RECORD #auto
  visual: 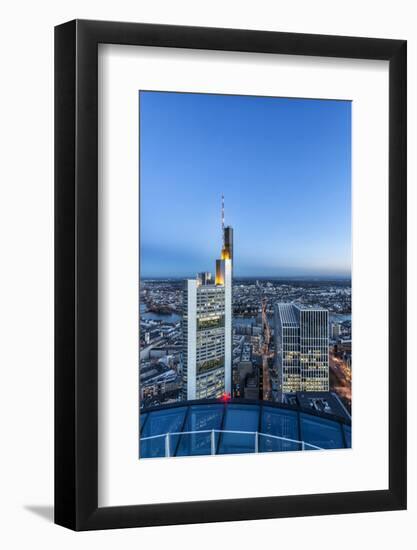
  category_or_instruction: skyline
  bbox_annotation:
[140,91,351,278]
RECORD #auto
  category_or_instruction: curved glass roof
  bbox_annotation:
[140,399,351,459]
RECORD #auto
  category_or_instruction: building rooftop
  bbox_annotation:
[288,391,351,421]
[275,303,298,326]
[140,398,351,458]
[293,303,328,312]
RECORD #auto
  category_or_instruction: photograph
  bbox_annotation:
[0,2,409,541]
[138,91,352,459]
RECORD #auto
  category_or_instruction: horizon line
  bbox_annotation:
[141,274,352,280]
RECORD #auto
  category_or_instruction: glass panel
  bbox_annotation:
[343,425,352,448]
[140,407,187,458]
[139,413,148,434]
[218,405,259,454]
[139,433,166,458]
[300,413,344,450]
[260,406,300,452]
[218,431,257,454]
[141,407,187,438]
[175,432,212,456]
[176,405,224,456]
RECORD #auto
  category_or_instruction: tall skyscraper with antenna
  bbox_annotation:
[182,196,233,400]
[220,194,233,262]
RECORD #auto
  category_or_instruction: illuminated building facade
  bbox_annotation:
[275,303,329,399]
[182,196,233,400]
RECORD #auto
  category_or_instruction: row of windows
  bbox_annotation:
[197,298,224,306]
[196,352,224,360]
[196,343,224,351]
[197,341,224,349]
[196,387,224,399]
[196,348,225,356]
[196,374,224,386]
[196,325,225,336]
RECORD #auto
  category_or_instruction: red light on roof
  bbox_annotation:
[220,392,231,402]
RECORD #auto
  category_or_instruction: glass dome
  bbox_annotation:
[140,399,351,458]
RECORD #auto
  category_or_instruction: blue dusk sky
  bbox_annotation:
[140,91,351,278]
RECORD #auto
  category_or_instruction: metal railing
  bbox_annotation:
[140,429,323,457]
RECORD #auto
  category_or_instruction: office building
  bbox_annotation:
[331,321,341,340]
[274,303,329,399]
[197,272,212,286]
[237,361,259,400]
[182,195,233,400]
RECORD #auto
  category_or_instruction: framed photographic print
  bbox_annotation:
[55,20,407,530]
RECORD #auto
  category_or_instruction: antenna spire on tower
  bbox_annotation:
[221,194,225,244]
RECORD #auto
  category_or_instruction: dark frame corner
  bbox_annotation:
[55,19,406,531]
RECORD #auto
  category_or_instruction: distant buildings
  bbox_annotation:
[236,360,259,400]
[330,321,341,340]
[274,303,329,400]
[140,273,351,410]
[333,338,352,368]
[285,391,351,422]
[182,195,233,400]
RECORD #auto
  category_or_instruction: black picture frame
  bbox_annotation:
[55,19,407,531]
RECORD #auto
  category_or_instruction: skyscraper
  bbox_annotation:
[220,193,233,262]
[182,196,233,400]
[274,303,329,400]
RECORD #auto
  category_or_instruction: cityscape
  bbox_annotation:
[139,91,351,458]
